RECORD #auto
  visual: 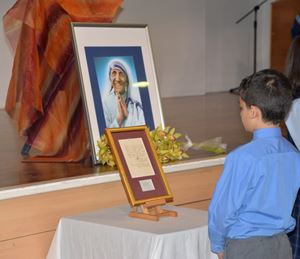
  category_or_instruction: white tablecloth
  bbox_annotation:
[46,205,217,259]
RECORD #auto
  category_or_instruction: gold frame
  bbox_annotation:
[105,126,173,207]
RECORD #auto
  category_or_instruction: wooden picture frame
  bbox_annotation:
[71,23,164,165]
[105,126,174,207]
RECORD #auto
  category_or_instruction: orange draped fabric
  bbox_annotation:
[3,0,123,162]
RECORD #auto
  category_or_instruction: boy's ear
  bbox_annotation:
[250,105,261,119]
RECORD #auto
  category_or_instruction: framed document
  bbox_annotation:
[105,126,173,207]
[71,23,164,165]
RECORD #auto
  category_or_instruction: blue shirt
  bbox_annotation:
[208,127,300,253]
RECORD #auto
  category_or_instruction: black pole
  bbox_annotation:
[229,0,268,94]
[253,6,258,73]
[235,0,268,73]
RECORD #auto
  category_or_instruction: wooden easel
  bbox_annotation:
[129,199,178,221]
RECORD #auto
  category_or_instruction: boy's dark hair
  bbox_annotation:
[239,69,293,125]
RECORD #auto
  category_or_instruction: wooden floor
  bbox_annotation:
[0,91,251,190]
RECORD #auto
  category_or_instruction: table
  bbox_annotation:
[46,205,217,259]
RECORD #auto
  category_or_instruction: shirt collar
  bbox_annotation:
[253,127,281,140]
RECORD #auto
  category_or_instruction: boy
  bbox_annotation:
[208,69,300,259]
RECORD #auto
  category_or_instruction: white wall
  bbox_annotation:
[205,0,256,92]
[205,0,274,92]
[0,0,15,109]
[0,0,274,108]
[258,0,275,70]
[116,0,206,98]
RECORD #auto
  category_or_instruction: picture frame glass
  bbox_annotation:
[105,126,173,206]
[71,23,164,164]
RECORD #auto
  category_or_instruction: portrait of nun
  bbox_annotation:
[97,57,146,128]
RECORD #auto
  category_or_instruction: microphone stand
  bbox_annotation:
[229,0,269,94]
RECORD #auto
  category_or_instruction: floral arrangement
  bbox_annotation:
[96,126,227,168]
[183,135,227,155]
[149,126,189,163]
[97,135,116,167]
[96,126,189,167]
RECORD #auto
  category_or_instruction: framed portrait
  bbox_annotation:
[105,126,173,207]
[71,23,164,164]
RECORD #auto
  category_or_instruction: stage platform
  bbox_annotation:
[0,91,251,200]
[0,91,253,259]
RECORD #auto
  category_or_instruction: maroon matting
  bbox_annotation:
[112,130,168,201]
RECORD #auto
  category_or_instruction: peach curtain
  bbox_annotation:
[3,0,123,162]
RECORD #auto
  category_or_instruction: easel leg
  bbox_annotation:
[129,199,178,221]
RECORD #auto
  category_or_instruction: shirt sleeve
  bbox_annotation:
[208,150,255,253]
